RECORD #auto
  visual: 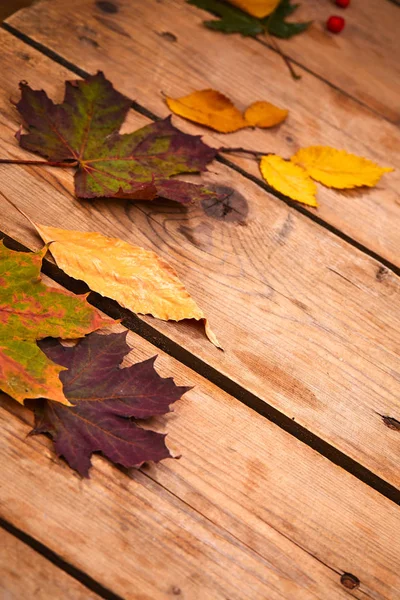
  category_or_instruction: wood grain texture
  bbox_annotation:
[0,527,100,600]
[1,317,400,600]
[0,30,398,487]
[277,0,400,123]
[7,0,400,267]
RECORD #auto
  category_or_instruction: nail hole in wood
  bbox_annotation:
[340,573,360,590]
[95,1,118,13]
[159,31,177,42]
[382,415,400,431]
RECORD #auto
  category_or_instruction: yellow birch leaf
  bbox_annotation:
[244,101,288,128]
[165,89,248,133]
[227,0,280,18]
[260,155,317,207]
[34,225,221,349]
[291,146,394,189]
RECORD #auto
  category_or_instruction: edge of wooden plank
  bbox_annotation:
[4,0,400,269]
[184,0,400,123]
[2,20,398,278]
[0,240,398,597]
[0,525,104,600]
[1,325,400,599]
[0,24,397,501]
[1,230,399,507]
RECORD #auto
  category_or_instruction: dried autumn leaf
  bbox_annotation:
[165,89,248,133]
[16,71,218,203]
[260,155,317,206]
[227,0,280,18]
[244,101,288,128]
[32,331,190,477]
[33,225,221,348]
[291,146,394,189]
[0,243,112,405]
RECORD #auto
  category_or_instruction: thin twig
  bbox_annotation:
[218,146,272,158]
[259,13,301,81]
[258,36,301,80]
[0,158,78,168]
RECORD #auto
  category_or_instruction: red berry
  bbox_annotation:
[336,0,350,7]
[326,15,345,33]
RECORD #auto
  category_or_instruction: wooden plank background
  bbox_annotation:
[1,315,399,599]
[277,0,400,122]
[0,30,398,488]
[0,1,399,597]
[0,528,100,599]
[6,0,400,267]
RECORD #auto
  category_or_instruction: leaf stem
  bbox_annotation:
[219,147,272,158]
[264,35,301,80]
[261,14,301,81]
[0,158,78,168]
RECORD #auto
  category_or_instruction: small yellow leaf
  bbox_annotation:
[244,101,288,128]
[34,225,221,349]
[260,155,317,207]
[227,0,280,18]
[291,146,394,189]
[165,89,248,133]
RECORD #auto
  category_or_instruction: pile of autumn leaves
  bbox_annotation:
[0,70,393,478]
[1,244,190,477]
[2,73,224,478]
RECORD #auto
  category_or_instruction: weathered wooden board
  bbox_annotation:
[7,0,400,267]
[0,30,399,487]
[277,0,400,123]
[1,315,399,599]
[0,527,100,600]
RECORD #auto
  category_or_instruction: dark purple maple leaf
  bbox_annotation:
[31,331,190,477]
[15,71,219,203]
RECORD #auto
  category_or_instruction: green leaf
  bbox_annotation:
[266,0,312,39]
[16,72,218,203]
[188,0,263,37]
[0,243,112,405]
[188,0,311,39]
[272,0,299,18]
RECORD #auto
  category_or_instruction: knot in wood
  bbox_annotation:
[201,185,248,223]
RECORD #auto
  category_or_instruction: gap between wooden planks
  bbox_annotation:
[0,282,399,600]
[272,0,400,123]
[0,527,102,600]
[5,0,400,268]
[0,30,399,490]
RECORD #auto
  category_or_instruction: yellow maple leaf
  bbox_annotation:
[227,0,280,18]
[260,155,317,207]
[165,89,248,133]
[291,146,394,189]
[34,225,221,349]
[244,101,288,128]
